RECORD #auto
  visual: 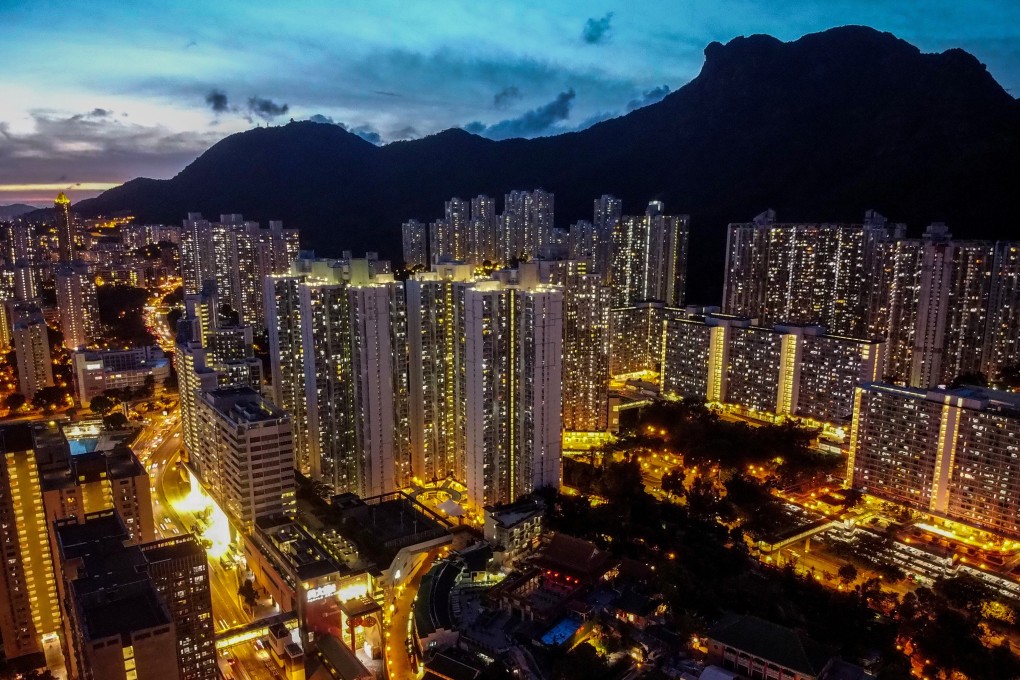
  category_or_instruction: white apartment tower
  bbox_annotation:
[10,301,53,399]
[195,386,295,528]
[54,262,100,350]
[610,201,689,307]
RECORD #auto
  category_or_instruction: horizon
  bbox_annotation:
[2,0,1019,205]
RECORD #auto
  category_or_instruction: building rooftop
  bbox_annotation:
[40,445,146,492]
[0,423,35,453]
[255,515,344,581]
[414,560,458,637]
[485,497,544,530]
[140,535,206,563]
[313,634,373,680]
[708,614,832,677]
[73,577,171,642]
[203,386,288,424]
[423,652,482,680]
[534,533,610,580]
[862,382,1020,414]
[329,492,451,566]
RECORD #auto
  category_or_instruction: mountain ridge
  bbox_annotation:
[76,25,1020,302]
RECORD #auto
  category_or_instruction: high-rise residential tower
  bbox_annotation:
[54,192,75,262]
[55,261,100,350]
[609,201,689,307]
[194,386,295,529]
[722,210,897,337]
[10,300,54,399]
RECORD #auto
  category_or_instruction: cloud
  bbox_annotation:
[205,89,229,112]
[493,86,522,109]
[246,96,289,120]
[0,109,221,190]
[465,89,576,140]
[351,125,382,145]
[308,114,336,125]
[582,13,614,45]
[626,85,670,111]
[390,125,418,140]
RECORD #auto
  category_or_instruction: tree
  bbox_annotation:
[996,364,1020,391]
[3,393,25,412]
[837,563,859,586]
[661,468,686,499]
[951,371,989,389]
[89,394,117,415]
[163,363,179,392]
[238,579,258,608]
[140,374,156,398]
[32,386,67,411]
[103,413,129,429]
[934,574,991,617]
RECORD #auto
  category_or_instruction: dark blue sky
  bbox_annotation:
[1,0,1017,204]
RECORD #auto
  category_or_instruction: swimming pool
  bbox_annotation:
[540,615,582,646]
[68,438,99,456]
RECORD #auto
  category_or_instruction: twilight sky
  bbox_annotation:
[1,0,1018,205]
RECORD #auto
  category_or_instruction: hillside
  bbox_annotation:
[77,26,1020,302]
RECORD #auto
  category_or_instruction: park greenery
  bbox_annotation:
[541,399,1020,679]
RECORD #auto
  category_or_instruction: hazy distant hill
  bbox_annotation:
[0,204,41,218]
[77,26,1020,302]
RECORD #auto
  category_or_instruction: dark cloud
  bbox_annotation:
[626,85,670,111]
[390,126,419,140]
[205,89,229,112]
[0,110,221,187]
[582,13,614,45]
[247,96,289,120]
[306,116,388,144]
[493,86,522,109]
[89,108,112,117]
[351,125,382,145]
[373,90,401,97]
[465,89,576,140]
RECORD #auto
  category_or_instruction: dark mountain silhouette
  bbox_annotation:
[77,26,1020,303]
[0,204,41,218]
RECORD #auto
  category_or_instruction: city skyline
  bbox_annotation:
[2,1,1020,204]
[3,6,1020,677]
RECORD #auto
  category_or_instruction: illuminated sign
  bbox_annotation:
[306,584,337,602]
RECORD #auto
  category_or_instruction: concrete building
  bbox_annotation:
[870,224,1020,387]
[10,300,54,399]
[463,273,563,506]
[71,346,169,407]
[406,263,563,506]
[266,255,404,494]
[175,291,263,466]
[54,192,75,263]
[349,275,411,496]
[661,313,882,426]
[0,425,61,661]
[180,213,298,327]
[140,536,217,680]
[194,386,295,528]
[405,263,476,484]
[848,384,1020,539]
[610,201,689,307]
[402,218,428,270]
[609,302,682,379]
[723,210,897,338]
[55,511,181,680]
[54,261,100,350]
[592,194,622,279]
[559,266,611,432]
[40,443,156,546]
